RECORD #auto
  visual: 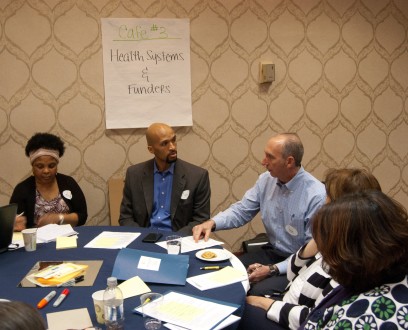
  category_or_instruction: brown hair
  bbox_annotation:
[313,190,408,292]
[324,168,381,201]
[0,301,46,330]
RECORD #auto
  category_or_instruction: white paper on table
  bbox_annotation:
[84,231,140,249]
[118,276,151,299]
[156,236,224,253]
[134,291,238,330]
[46,308,92,330]
[36,224,78,243]
[187,266,247,291]
[164,314,241,330]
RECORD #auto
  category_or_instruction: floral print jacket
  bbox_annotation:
[302,274,408,329]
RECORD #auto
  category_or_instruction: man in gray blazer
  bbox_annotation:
[119,123,211,235]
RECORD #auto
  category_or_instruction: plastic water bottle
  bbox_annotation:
[103,277,124,329]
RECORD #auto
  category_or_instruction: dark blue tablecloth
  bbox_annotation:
[0,226,246,329]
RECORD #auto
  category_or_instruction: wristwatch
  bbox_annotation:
[268,264,279,276]
[58,214,64,225]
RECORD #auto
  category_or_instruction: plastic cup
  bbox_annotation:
[166,235,181,255]
[92,290,105,325]
[140,293,163,330]
[21,228,37,252]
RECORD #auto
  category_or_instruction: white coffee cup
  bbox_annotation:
[166,235,182,255]
[21,228,37,252]
[92,290,105,325]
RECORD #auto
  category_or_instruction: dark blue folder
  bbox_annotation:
[111,248,189,285]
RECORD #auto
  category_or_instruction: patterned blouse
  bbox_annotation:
[34,190,69,224]
[301,274,408,329]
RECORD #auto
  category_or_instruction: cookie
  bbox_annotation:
[201,251,217,259]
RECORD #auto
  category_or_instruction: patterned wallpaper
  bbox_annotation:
[1,0,407,252]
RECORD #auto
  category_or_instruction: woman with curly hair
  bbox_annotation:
[10,132,87,230]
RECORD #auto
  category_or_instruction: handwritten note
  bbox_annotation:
[138,256,161,271]
[101,18,192,129]
[134,291,238,330]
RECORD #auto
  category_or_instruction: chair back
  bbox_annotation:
[108,178,124,226]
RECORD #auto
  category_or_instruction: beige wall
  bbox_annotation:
[1,0,407,252]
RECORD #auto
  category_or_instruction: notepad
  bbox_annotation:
[56,236,77,249]
[47,308,92,330]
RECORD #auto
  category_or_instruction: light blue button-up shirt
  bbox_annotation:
[213,167,326,273]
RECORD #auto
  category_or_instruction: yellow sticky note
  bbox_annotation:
[118,276,151,299]
[56,236,77,249]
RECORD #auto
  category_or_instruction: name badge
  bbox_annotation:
[181,190,190,200]
[285,225,298,236]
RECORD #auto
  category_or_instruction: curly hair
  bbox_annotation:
[25,133,65,157]
[313,190,408,293]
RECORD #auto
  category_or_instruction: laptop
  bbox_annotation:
[0,203,17,253]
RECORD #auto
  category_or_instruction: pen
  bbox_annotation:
[57,275,85,287]
[37,290,56,309]
[200,266,225,270]
[53,288,70,307]
[142,298,151,306]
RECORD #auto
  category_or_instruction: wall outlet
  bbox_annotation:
[259,62,275,83]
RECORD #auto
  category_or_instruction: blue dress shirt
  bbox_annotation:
[213,167,326,272]
[150,162,174,231]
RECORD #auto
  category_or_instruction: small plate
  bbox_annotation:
[195,248,232,262]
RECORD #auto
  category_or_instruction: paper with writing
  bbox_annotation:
[138,256,161,271]
[134,291,238,330]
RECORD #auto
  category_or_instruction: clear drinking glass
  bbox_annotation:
[140,292,163,330]
[166,235,182,255]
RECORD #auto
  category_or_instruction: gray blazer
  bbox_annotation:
[119,159,211,235]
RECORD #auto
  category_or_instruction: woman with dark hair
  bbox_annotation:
[10,132,87,230]
[301,190,408,329]
[239,168,382,330]
[0,301,46,330]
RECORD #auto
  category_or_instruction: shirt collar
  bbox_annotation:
[154,161,175,174]
[276,167,304,191]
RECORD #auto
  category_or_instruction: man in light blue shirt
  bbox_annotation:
[193,133,326,296]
